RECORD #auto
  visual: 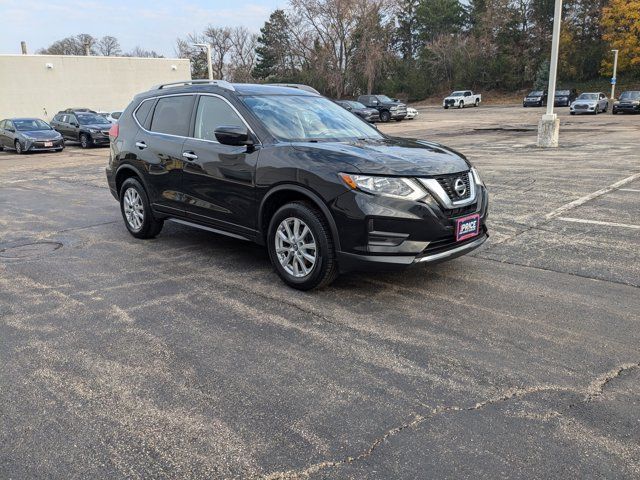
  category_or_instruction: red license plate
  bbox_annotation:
[44,141,53,147]
[455,214,480,242]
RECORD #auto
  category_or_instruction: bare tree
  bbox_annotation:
[97,36,122,56]
[126,46,163,58]
[227,27,258,82]
[204,26,233,79]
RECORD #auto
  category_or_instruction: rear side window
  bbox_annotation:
[134,100,155,129]
[112,112,122,120]
[194,96,244,142]
[149,95,194,136]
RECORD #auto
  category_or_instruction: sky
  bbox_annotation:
[0,0,283,57]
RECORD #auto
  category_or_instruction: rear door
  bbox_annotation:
[0,120,7,147]
[180,94,260,235]
[133,94,194,216]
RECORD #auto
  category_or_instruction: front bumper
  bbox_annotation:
[24,138,64,151]
[331,183,489,272]
[523,100,543,107]
[614,104,640,113]
[570,104,596,114]
[554,98,570,106]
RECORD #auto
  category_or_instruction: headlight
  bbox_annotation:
[89,128,98,133]
[471,167,484,187]
[390,106,398,111]
[340,173,426,201]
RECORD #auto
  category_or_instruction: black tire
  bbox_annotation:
[475,99,479,107]
[80,133,92,149]
[379,110,391,122]
[0,145,4,152]
[444,106,449,110]
[458,101,464,109]
[395,118,403,122]
[119,177,164,239]
[603,103,608,113]
[15,140,24,154]
[612,109,617,115]
[570,112,575,115]
[267,201,338,290]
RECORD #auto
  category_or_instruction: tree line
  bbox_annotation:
[177,0,640,100]
[36,0,640,100]
[37,34,163,58]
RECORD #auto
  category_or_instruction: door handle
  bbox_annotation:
[135,141,147,149]
[182,151,198,161]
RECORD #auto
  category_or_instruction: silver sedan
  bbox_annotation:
[570,92,609,115]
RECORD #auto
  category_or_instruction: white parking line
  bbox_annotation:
[619,188,640,193]
[558,217,640,230]
[544,172,640,221]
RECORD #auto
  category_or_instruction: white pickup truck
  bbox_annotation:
[443,90,482,109]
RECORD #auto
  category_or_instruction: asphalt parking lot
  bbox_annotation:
[1,105,639,479]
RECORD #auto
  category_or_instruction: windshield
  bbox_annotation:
[13,119,51,131]
[556,90,570,96]
[349,101,367,109]
[450,91,464,97]
[578,93,598,100]
[620,91,640,100]
[375,95,394,103]
[76,113,111,125]
[529,91,544,96]
[242,95,384,142]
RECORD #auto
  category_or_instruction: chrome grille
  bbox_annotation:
[435,172,471,201]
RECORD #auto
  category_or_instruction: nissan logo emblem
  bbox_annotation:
[454,178,467,197]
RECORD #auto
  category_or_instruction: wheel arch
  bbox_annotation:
[114,163,149,200]
[258,184,341,251]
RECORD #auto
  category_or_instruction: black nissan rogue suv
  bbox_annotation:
[106,80,489,290]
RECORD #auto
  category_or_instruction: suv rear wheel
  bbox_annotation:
[267,202,338,290]
[119,177,164,239]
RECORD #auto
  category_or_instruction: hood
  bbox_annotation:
[573,99,597,105]
[20,130,61,140]
[293,137,470,176]
[444,96,462,101]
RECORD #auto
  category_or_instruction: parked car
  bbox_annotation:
[106,111,123,123]
[106,80,488,290]
[570,92,609,115]
[523,90,547,107]
[405,106,419,119]
[50,110,113,148]
[443,91,481,109]
[554,89,578,107]
[612,91,640,114]
[356,94,407,122]
[335,100,380,122]
[0,118,64,154]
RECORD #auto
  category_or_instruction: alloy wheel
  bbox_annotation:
[123,187,144,231]
[275,217,317,278]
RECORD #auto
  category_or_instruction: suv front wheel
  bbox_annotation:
[119,177,164,239]
[267,202,338,290]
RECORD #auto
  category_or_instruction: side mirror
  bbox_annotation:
[214,125,252,146]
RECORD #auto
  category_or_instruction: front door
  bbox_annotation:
[181,95,260,237]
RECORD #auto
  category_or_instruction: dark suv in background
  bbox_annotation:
[106,80,488,289]
[51,109,113,148]
[357,95,407,122]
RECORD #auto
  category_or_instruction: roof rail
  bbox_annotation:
[268,83,321,95]
[152,79,235,91]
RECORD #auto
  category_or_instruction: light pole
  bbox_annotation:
[610,49,619,101]
[193,43,213,80]
[537,0,563,147]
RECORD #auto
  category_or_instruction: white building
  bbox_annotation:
[0,54,191,120]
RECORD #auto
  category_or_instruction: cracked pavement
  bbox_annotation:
[1,106,639,479]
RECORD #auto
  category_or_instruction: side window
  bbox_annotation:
[69,115,77,125]
[134,100,155,128]
[465,91,471,97]
[60,115,68,123]
[149,95,193,136]
[53,114,61,122]
[194,96,244,142]
[0,120,5,129]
